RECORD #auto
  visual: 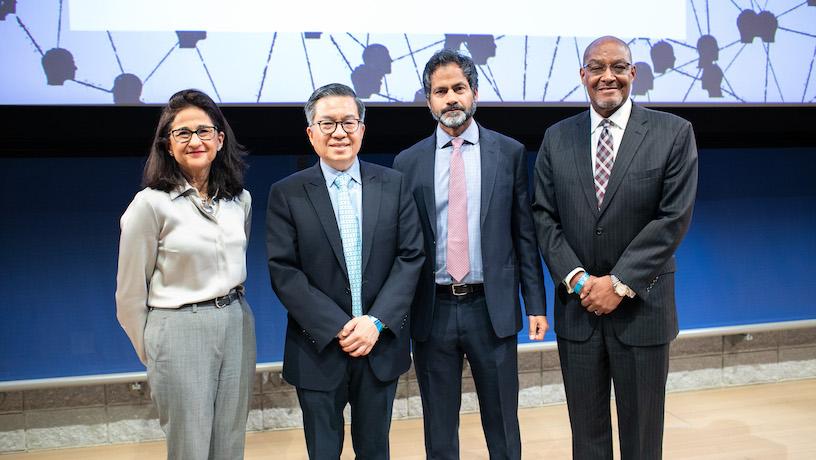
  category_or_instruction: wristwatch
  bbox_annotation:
[610,275,629,297]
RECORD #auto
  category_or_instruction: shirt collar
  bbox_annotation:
[589,97,632,133]
[435,119,480,149]
[320,157,361,188]
[169,180,198,200]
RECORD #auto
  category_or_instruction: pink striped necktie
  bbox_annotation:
[594,119,615,208]
[447,137,469,283]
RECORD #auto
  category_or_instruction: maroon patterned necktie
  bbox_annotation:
[594,119,614,208]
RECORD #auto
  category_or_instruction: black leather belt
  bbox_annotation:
[436,283,484,297]
[179,288,241,309]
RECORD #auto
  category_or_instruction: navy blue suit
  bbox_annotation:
[266,160,423,459]
[394,124,546,459]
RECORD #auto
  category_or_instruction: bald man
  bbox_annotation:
[532,36,698,459]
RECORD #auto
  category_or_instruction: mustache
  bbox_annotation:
[442,105,466,114]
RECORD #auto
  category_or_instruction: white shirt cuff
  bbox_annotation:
[564,267,585,294]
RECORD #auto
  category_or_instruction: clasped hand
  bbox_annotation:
[337,316,380,357]
[577,274,623,316]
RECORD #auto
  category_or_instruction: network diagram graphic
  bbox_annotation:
[1,0,814,105]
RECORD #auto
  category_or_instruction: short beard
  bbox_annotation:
[595,95,622,111]
[432,101,477,130]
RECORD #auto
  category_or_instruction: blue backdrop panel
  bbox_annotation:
[1,147,814,381]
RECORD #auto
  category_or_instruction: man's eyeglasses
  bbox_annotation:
[583,62,632,76]
[170,126,219,143]
[312,119,362,135]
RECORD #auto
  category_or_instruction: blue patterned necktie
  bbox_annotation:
[334,172,362,317]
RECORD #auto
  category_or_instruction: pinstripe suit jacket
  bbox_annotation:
[532,104,698,346]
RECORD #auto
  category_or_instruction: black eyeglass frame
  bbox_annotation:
[311,119,363,135]
[582,62,633,76]
[169,125,220,143]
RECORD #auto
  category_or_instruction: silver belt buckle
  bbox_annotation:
[451,283,468,296]
[215,295,229,308]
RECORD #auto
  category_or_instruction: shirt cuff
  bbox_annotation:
[564,267,586,294]
[367,315,385,332]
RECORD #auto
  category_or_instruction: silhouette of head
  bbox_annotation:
[696,35,719,68]
[176,31,207,48]
[362,44,392,74]
[650,40,675,73]
[737,10,759,43]
[414,87,426,102]
[701,64,723,97]
[756,11,778,43]
[41,48,76,85]
[809,0,816,6]
[443,34,468,51]
[350,65,382,98]
[632,62,653,96]
[0,0,17,20]
[467,34,496,65]
[112,73,143,104]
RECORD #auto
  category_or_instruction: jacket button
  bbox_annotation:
[595,227,604,235]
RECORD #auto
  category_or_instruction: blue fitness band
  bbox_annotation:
[369,316,384,333]
[574,272,590,294]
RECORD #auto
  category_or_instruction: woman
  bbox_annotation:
[116,89,256,459]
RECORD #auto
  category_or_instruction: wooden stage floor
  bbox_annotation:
[4,379,815,459]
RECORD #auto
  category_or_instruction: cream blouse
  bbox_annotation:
[115,184,251,364]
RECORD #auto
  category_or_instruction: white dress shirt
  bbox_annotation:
[115,184,251,364]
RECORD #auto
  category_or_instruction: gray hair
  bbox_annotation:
[304,83,366,125]
[422,49,478,99]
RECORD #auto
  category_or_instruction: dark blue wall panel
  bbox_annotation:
[1,148,814,381]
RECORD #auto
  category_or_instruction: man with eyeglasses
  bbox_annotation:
[265,83,424,459]
[532,35,698,459]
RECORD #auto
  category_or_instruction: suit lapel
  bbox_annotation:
[600,104,648,215]
[360,162,381,273]
[418,136,437,239]
[303,163,348,280]
[478,125,498,226]
[572,113,599,216]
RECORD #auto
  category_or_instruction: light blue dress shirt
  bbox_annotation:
[434,121,483,284]
[320,158,362,231]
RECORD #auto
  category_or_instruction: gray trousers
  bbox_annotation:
[145,295,256,460]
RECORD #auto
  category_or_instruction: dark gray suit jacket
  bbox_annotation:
[533,104,698,346]
[393,124,547,341]
[266,161,424,391]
